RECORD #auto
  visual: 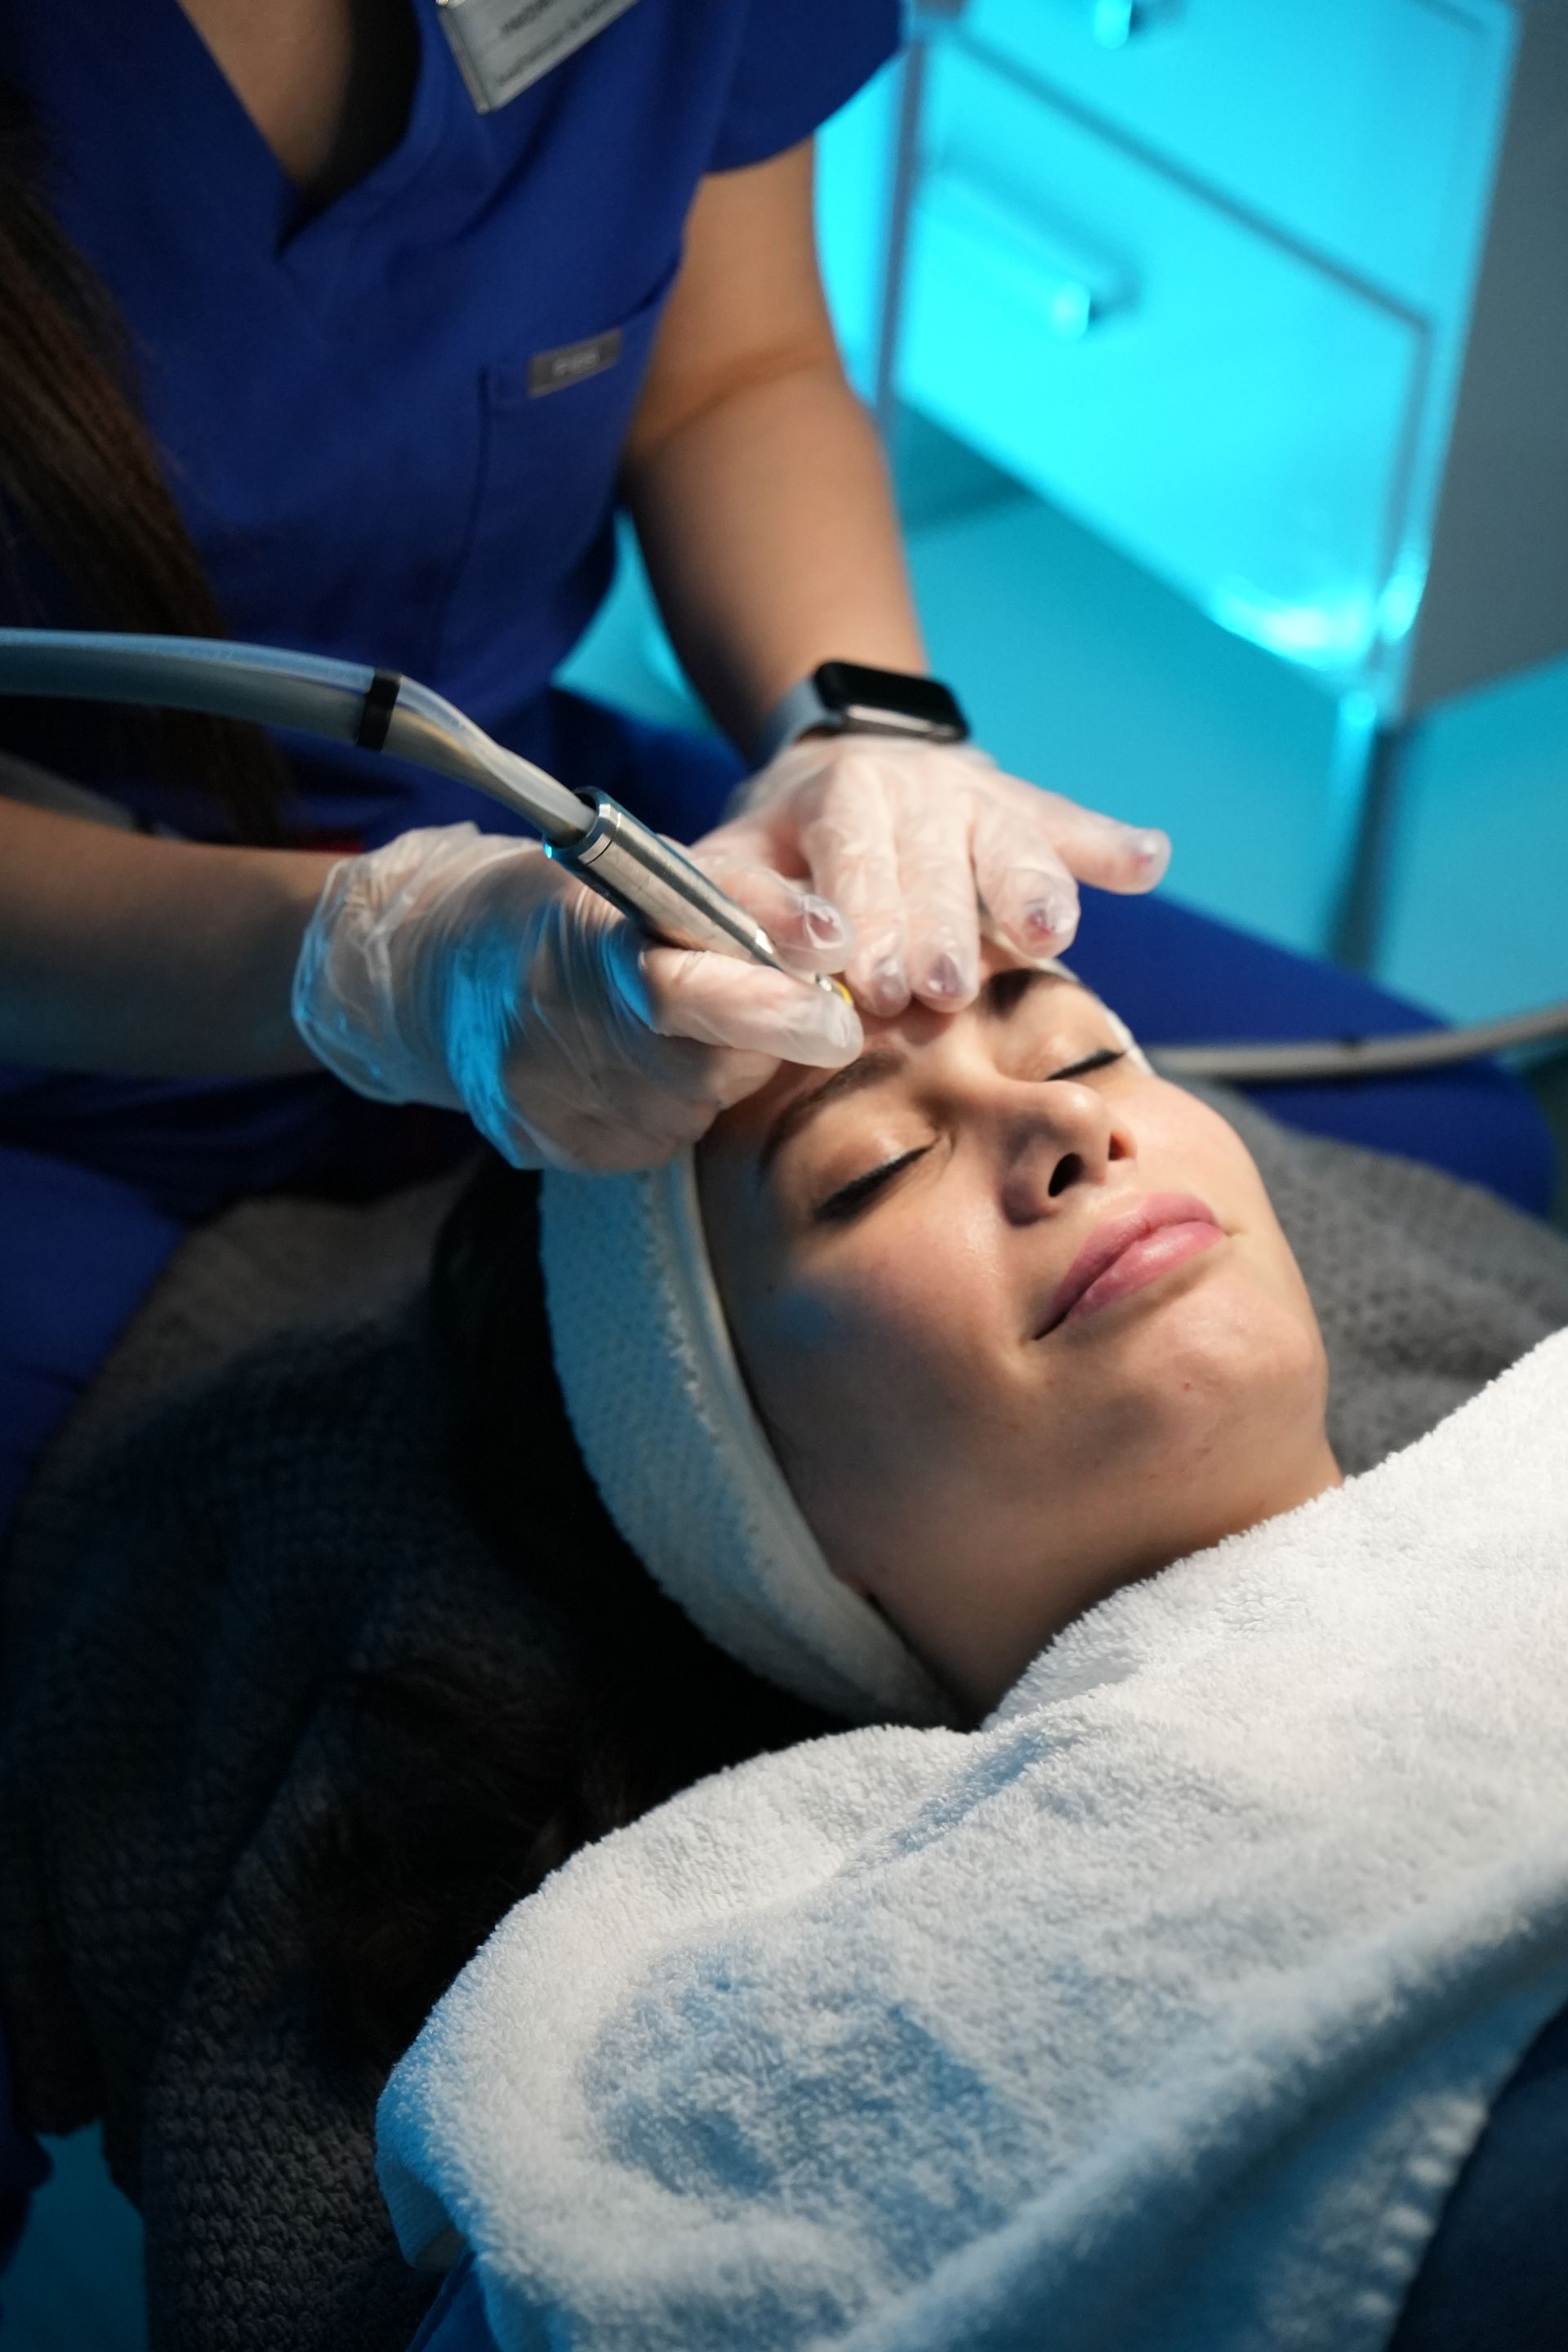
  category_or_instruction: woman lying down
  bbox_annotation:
[381,960,1568,2352]
[5,958,1568,2350]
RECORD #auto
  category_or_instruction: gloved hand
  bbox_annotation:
[291,823,862,1172]
[701,735,1170,1016]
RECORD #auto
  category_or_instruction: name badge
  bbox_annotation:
[528,327,623,396]
[436,0,642,114]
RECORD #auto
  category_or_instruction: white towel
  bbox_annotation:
[379,1330,1568,2352]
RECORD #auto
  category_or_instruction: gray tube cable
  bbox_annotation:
[1152,1002,1568,1085]
[0,627,590,843]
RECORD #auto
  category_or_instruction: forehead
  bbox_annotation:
[707,964,1108,1162]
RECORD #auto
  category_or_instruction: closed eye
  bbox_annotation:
[812,1052,1123,1223]
[1049,1046,1125,1082]
[815,1146,931,1225]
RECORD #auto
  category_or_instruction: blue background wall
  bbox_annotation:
[568,49,1568,1029]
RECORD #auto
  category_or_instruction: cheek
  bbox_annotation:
[737,1215,1011,1519]
[754,1254,972,1451]
[1134,1085,1256,1196]
[1137,1088,1314,1306]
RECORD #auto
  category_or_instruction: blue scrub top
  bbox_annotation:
[0,0,898,844]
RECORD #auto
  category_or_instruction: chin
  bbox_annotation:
[1091,1254,1327,1472]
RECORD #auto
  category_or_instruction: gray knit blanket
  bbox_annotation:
[3,1095,1568,2352]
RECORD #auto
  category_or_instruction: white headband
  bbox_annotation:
[540,1151,956,1725]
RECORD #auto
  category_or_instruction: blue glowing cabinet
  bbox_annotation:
[822,0,1568,963]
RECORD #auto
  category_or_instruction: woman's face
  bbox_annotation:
[698,961,1339,1714]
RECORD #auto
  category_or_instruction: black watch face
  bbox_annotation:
[813,661,969,741]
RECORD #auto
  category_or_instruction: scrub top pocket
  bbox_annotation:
[434,258,681,720]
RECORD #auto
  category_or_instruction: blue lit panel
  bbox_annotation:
[961,0,1505,318]
[813,59,901,398]
[900,47,1426,689]
[905,492,1346,958]
[1379,663,1568,1024]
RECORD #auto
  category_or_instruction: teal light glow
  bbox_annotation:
[1047,279,1094,341]
[1376,559,1429,648]
[1208,559,1429,675]
[1207,579,1379,670]
[1090,1,1138,50]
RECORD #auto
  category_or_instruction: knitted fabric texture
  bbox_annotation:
[541,1155,952,1726]
[2,1094,1568,2348]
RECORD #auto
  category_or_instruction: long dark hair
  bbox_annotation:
[306,1158,834,2073]
[0,84,285,840]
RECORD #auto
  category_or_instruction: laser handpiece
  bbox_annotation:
[0,627,827,986]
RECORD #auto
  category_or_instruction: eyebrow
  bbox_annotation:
[755,968,1085,1178]
[758,1046,907,1176]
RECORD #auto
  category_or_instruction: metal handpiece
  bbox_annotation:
[0,628,818,977]
[550,792,798,974]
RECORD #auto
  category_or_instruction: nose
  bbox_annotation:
[995,1079,1129,1225]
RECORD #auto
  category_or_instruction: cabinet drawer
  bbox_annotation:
[902,48,1427,673]
[955,0,1512,314]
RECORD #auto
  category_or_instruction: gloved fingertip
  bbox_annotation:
[802,893,850,951]
[1027,881,1078,935]
[858,955,910,1018]
[1119,827,1171,884]
[914,951,978,1009]
[989,876,1079,958]
[792,1000,863,1067]
[812,987,864,1059]
[1020,898,1080,952]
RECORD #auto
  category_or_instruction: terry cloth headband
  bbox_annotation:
[540,1149,953,1725]
[539,981,1147,1727]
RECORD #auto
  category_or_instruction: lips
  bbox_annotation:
[1040,1192,1223,1337]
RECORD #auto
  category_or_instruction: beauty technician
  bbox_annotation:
[0,0,1167,1531]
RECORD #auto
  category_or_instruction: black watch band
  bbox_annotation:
[755,661,970,766]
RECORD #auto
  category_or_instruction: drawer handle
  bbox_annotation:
[1090,0,1180,48]
[917,167,1137,339]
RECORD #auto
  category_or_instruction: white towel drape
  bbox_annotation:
[381,1330,1568,2352]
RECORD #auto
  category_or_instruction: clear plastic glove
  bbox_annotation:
[702,735,1171,1016]
[291,822,862,1172]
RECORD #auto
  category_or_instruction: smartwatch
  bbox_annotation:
[755,661,971,767]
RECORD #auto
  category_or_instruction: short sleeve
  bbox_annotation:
[709,0,902,173]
